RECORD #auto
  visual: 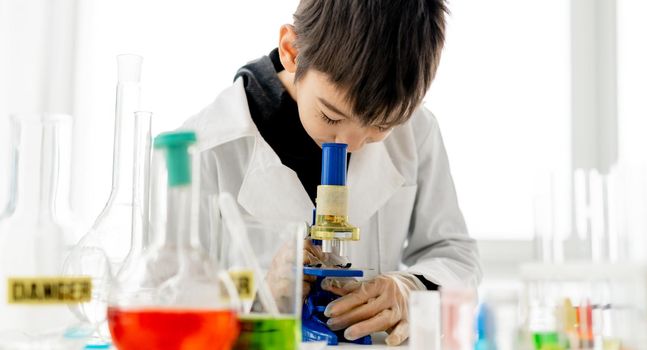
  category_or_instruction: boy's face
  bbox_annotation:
[293,69,393,153]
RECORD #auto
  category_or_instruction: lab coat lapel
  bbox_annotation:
[196,79,312,224]
[237,136,314,224]
[347,142,406,225]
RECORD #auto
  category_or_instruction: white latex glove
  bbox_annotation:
[301,240,351,295]
[321,272,427,346]
[265,239,329,305]
[302,240,327,296]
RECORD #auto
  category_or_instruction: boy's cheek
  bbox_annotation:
[373,130,393,142]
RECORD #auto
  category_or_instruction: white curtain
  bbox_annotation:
[0,0,79,227]
[1,0,299,232]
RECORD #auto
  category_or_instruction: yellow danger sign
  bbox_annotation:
[228,270,255,301]
[7,276,92,304]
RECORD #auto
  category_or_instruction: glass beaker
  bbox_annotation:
[62,54,145,328]
[107,131,239,350]
[214,193,305,350]
[0,113,87,349]
[409,291,441,350]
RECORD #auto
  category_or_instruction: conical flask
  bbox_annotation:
[0,113,86,349]
[107,131,240,350]
[62,54,146,326]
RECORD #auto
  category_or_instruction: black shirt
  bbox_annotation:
[234,49,321,204]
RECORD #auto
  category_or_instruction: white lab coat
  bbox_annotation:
[182,78,482,288]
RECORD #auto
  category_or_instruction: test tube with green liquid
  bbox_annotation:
[532,331,564,350]
[234,315,299,350]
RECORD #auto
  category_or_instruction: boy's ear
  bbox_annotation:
[278,24,298,74]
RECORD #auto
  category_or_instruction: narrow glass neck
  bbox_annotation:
[110,81,141,203]
[11,115,67,222]
[166,185,192,248]
[128,111,152,255]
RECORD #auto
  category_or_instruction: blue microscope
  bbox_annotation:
[302,143,371,345]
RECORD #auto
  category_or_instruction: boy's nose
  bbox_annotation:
[335,135,366,153]
[335,127,387,152]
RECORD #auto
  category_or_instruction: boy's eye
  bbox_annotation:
[320,112,341,125]
[375,125,390,132]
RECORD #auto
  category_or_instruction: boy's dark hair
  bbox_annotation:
[293,0,448,126]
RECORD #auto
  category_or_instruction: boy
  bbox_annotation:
[183,0,481,345]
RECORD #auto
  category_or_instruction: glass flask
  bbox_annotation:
[214,193,305,350]
[62,54,144,327]
[107,131,240,350]
[0,113,87,349]
[119,111,152,270]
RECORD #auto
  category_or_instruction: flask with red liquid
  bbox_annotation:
[107,131,239,350]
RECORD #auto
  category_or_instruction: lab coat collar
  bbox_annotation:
[198,79,405,225]
[347,142,406,225]
[237,136,315,224]
[215,79,314,223]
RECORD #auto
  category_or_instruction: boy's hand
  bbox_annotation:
[303,239,326,296]
[321,272,426,346]
[302,240,351,296]
[265,239,324,311]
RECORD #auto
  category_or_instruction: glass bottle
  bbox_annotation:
[62,54,144,327]
[107,130,240,350]
[0,113,86,349]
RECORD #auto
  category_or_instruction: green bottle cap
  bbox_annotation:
[153,131,197,187]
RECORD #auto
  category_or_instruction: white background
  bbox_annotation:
[1,0,646,266]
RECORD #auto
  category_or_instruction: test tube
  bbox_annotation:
[442,287,477,350]
[409,291,441,350]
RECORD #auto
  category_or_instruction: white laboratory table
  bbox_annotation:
[311,332,409,349]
